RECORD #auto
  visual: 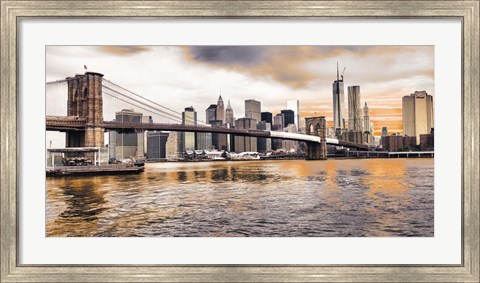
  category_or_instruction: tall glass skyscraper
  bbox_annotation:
[332,64,345,131]
[245,99,261,123]
[286,99,300,130]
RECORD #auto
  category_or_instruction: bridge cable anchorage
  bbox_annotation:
[103,90,184,124]
[102,78,209,125]
[102,85,184,123]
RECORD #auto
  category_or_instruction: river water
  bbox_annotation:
[46,159,434,237]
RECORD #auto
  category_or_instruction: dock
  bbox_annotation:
[46,164,144,177]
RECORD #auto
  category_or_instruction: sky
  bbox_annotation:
[46,45,434,138]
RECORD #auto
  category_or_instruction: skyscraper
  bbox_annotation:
[206,104,217,124]
[182,106,197,151]
[234,118,257,153]
[261,112,273,124]
[363,102,372,133]
[281,109,295,128]
[225,100,235,125]
[382,127,388,136]
[332,63,345,131]
[216,95,225,123]
[286,100,300,129]
[402,91,434,144]
[108,109,147,160]
[245,99,261,123]
[348,85,363,132]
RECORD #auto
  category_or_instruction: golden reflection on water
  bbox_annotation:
[46,159,434,237]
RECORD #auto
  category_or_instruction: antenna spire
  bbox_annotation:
[336,62,339,81]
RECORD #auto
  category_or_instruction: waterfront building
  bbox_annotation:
[257,121,272,153]
[261,112,273,125]
[281,109,295,129]
[347,85,363,132]
[402,90,434,144]
[182,106,197,151]
[381,134,416,151]
[420,128,435,151]
[165,131,182,160]
[108,109,147,160]
[234,117,257,153]
[216,95,225,123]
[245,99,261,124]
[225,100,235,126]
[146,132,169,160]
[340,130,364,144]
[286,100,300,129]
[332,64,346,132]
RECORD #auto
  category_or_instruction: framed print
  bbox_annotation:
[1,1,479,282]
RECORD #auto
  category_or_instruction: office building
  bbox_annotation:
[273,114,284,130]
[234,118,257,153]
[146,132,169,160]
[257,121,272,153]
[108,109,146,160]
[381,134,416,152]
[281,109,295,128]
[402,90,434,144]
[261,112,273,125]
[286,100,300,129]
[348,85,363,132]
[363,102,373,133]
[420,128,434,151]
[165,131,182,160]
[332,64,346,131]
[245,99,261,124]
[206,104,217,124]
[182,106,197,151]
[216,95,225,123]
[225,100,235,126]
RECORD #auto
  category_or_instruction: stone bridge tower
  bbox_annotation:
[65,72,104,148]
[305,116,327,160]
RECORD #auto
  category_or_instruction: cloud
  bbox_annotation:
[183,46,434,90]
[97,46,151,56]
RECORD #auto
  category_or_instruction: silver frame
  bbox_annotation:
[1,1,478,282]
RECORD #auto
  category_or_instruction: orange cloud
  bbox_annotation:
[97,46,151,56]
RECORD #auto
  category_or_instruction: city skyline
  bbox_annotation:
[46,45,434,136]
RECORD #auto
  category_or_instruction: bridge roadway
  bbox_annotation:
[46,116,369,150]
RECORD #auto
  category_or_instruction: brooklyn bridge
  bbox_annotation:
[46,72,369,160]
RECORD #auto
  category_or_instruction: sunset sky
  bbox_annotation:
[46,45,434,136]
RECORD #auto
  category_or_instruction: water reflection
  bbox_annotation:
[46,159,434,237]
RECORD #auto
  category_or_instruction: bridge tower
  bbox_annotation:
[305,116,327,160]
[65,72,104,148]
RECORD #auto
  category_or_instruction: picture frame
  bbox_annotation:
[1,1,478,282]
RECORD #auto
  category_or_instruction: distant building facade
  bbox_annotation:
[146,132,169,160]
[261,112,273,125]
[108,109,147,160]
[281,109,295,128]
[402,90,434,144]
[257,121,272,153]
[420,128,434,151]
[381,134,416,151]
[347,85,363,132]
[234,117,257,153]
[286,100,300,129]
[225,100,235,125]
[332,65,346,132]
[182,106,197,151]
[245,99,261,124]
